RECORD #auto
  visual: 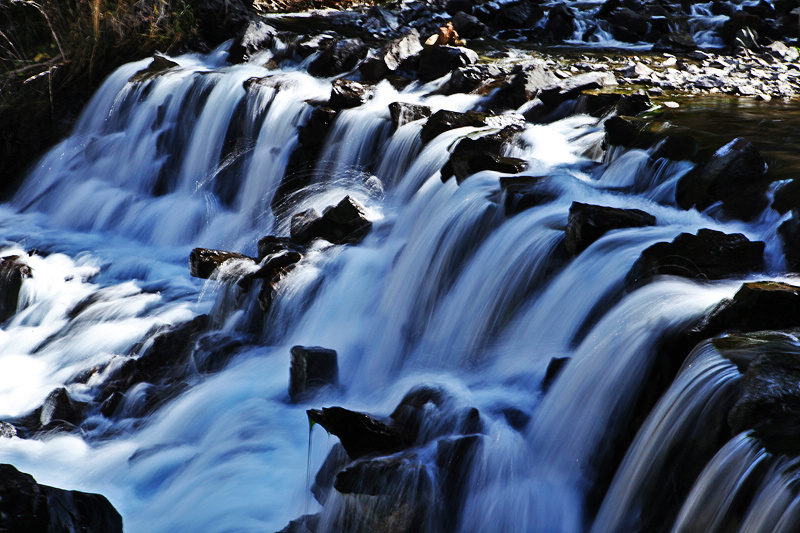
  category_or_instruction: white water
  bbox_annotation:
[0,39,791,533]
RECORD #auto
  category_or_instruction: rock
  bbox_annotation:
[626,229,765,289]
[334,452,426,495]
[290,208,322,244]
[538,71,617,107]
[329,78,371,109]
[675,137,770,221]
[0,255,31,322]
[442,151,527,184]
[765,41,800,62]
[695,281,800,340]
[495,0,545,28]
[654,31,697,53]
[359,29,423,81]
[312,443,350,504]
[248,250,303,281]
[37,387,85,432]
[542,357,570,393]
[544,2,576,42]
[257,235,304,262]
[565,202,657,255]
[192,0,252,47]
[191,332,246,374]
[363,5,400,34]
[491,63,560,109]
[0,464,123,533]
[289,345,339,401]
[227,21,277,64]
[446,0,474,15]
[416,45,478,82]
[439,63,506,95]
[0,421,16,438]
[778,214,800,270]
[277,514,320,533]
[291,197,372,246]
[451,11,487,39]
[604,7,651,43]
[389,102,432,131]
[419,109,487,144]
[189,248,254,279]
[501,175,555,216]
[307,407,408,459]
[435,435,484,529]
[129,55,180,83]
[389,385,482,444]
[728,352,800,456]
[308,38,369,77]
[293,33,337,59]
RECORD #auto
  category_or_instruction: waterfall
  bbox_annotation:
[0,37,791,533]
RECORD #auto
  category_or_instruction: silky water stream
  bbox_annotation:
[0,41,796,533]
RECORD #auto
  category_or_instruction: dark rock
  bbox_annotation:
[544,2,576,42]
[729,352,800,456]
[359,30,423,81]
[626,229,765,289]
[417,45,478,82]
[779,214,800,271]
[329,79,371,109]
[37,387,85,431]
[695,281,800,340]
[491,63,559,110]
[497,0,545,28]
[603,116,654,148]
[192,0,253,47]
[312,443,350,504]
[257,236,304,262]
[446,0,474,15]
[451,11,487,39]
[334,452,425,495]
[565,202,657,255]
[277,514,320,533]
[605,7,651,43]
[227,21,277,64]
[442,151,528,184]
[721,13,764,48]
[389,385,483,444]
[191,332,246,374]
[419,109,487,144]
[0,255,31,322]
[389,102,432,131]
[289,345,339,401]
[654,31,697,53]
[542,357,570,392]
[500,175,555,216]
[248,250,303,280]
[439,63,506,95]
[293,33,337,59]
[308,39,369,78]
[189,248,254,279]
[308,406,408,459]
[0,464,123,533]
[538,72,616,107]
[290,196,372,246]
[134,315,209,383]
[772,179,800,215]
[129,55,180,83]
[436,435,484,530]
[675,137,770,221]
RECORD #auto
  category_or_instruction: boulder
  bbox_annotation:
[307,406,408,459]
[329,78,371,109]
[544,2,576,42]
[293,33,337,59]
[257,235,304,262]
[436,435,484,530]
[500,175,556,216]
[565,202,657,255]
[451,11,487,39]
[37,387,86,432]
[359,29,423,81]
[0,255,31,322]
[442,152,527,184]
[538,71,617,107]
[491,63,559,109]
[289,345,339,401]
[495,0,545,28]
[227,21,277,64]
[290,196,372,246]
[189,248,254,279]
[308,39,369,77]
[334,452,426,495]
[191,332,246,374]
[389,102,432,131]
[439,63,506,95]
[779,214,800,270]
[0,464,123,533]
[419,109,487,144]
[604,7,651,43]
[277,514,320,533]
[416,45,478,82]
[129,55,180,83]
[389,385,482,444]
[728,352,800,456]
[654,31,697,53]
[675,137,770,221]
[625,229,765,289]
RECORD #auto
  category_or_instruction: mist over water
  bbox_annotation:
[0,34,791,532]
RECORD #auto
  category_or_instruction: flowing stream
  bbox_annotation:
[0,35,795,532]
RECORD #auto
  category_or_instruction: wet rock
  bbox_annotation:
[446,0,474,15]
[695,281,800,341]
[191,332,246,374]
[603,7,650,43]
[491,63,559,110]
[439,63,506,95]
[544,2,576,42]
[293,33,337,59]
[538,71,617,107]
[334,452,426,495]
[729,352,800,456]
[654,31,697,53]
[277,514,320,533]
[133,315,210,383]
[626,229,765,289]
[442,152,527,184]
[436,435,484,530]
[363,5,400,34]
[675,137,770,221]
[451,11,486,39]
[0,464,123,533]
[329,79,371,109]
[419,109,487,144]
[389,102,432,131]
[248,250,303,281]
[227,21,277,64]
[542,356,570,393]
[289,345,339,401]
[189,248,254,279]
[290,196,372,246]
[495,0,545,28]
[416,45,478,82]
[257,235,304,262]
[0,255,31,322]
[389,385,483,444]
[359,29,423,81]
[500,175,555,216]
[566,202,657,255]
[307,406,408,459]
[37,387,86,432]
[129,55,180,83]
[312,443,350,504]
[308,38,369,77]
[778,214,800,271]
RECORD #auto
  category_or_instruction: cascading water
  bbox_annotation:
[0,31,794,533]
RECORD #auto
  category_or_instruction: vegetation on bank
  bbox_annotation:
[0,0,237,195]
